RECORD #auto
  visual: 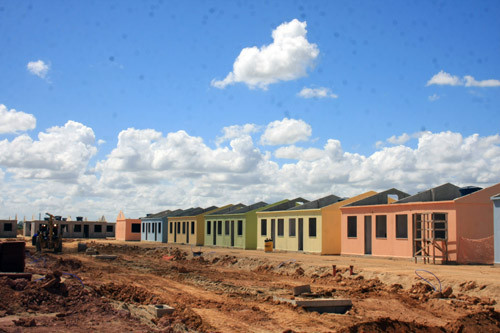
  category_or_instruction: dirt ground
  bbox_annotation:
[1,238,500,332]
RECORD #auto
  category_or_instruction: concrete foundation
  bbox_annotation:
[151,304,174,317]
[274,296,352,314]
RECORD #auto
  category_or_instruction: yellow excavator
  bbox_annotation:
[35,213,63,253]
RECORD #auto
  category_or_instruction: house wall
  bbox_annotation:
[341,202,457,260]
[493,197,500,264]
[256,211,322,253]
[115,219,142,241]
[168,218,197,245]
[321,191,377,255]
[141,218,167,242]
[204,215,248,249]
[0,220,17,238]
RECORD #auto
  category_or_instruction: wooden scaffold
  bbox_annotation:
[413,212,449,264]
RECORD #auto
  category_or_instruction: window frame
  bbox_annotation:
[289,218,296,237]
[308,218,317,237]
[375,215,387,239]
[347,216,357,238]
[395,214,408,239]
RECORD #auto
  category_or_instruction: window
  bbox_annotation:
[4,223,13,231]
[432,213,447,239]
[74,224,82,232]
[106,225,113,233]
[237,220,243,236]
[152,223,156,233]
[147,223,150,233]
[277,218,284,236]
[376,215,387,238]
[191,221,195,234]
[395,215,408,239]
[169,222,173,233]
[225,221,230,235]
[142,223,145,232]
[309,218,317,237]
[207,221,211,234]
[347,216,357,238]
[94,225,102,233]
[217,221,222,235]
[289,218,296,237]
[158,222,161,233]
[177,222,180,233]
[182,222,186,234]
[261,219,267,236]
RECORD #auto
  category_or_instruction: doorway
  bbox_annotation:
[174,222,177,242]
[298,218,304,251]
[187,222,190,244]
[83,225,89,238]
[271,219,276,249]
[230,221,235,247]
[213,223,216,245]
[364,216,372,255]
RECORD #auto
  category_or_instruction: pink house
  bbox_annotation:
[115,211,142,241]
[340,183,500,264]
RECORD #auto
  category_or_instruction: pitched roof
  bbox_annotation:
[229,201,268,214]
[260,197,309,212]
[395,183,460,203]
[344,188,410,207]
[205,204,246,216]
[288,194,343,211]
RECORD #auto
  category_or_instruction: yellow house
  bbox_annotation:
[167,205,231,246]
[256,192,376,254]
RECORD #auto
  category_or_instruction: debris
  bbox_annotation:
[293,285,311,296]
[151,304,174,317]
[93,255,117,260]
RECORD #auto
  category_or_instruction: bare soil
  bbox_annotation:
[1,238,499,332]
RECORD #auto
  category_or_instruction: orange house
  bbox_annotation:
[115,211,142,241]
[340,183,500,264]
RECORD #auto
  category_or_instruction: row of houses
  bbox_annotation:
[22,216,116,239]
[112,182,500,265]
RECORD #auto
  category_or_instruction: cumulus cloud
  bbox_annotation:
[260,118,312,145]
[426,70,462,86]
[387,133,411,145]
[427,71,500,88]
[0,121,97,180]
[298,87,338,99]
[216,123,260,145]
[211,19,319,90]
[464,75,500,87]
[0,104,36,134]
[27,60,50,79]
[275,145,323,161]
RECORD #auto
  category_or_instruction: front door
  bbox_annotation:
[174,222,177,242]
[230,221,235,247]
[83,225,89,238]
[213,223,216,245]
[298,218,304,251]
[364,216,372,255]
[271,219,276,249]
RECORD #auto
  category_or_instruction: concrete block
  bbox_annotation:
[293,284,311,296]
[93,254,117,260]
[151,304,174,317]
[273,296,352,314]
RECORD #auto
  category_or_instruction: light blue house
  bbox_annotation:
[140,208,184,243]
[492,194,500,265]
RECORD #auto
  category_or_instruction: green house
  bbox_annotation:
[204,200,287,249]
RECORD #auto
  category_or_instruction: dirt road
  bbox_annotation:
[1,239,499,332]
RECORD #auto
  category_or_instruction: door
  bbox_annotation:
[213,222,216,245]
[154,223,157,242]
[174,222,177,242]
[271,219,276,249]
[230,221,235,247]
[364,216,372,255]
[298,218,304,251]
[187,222,190,244]
[83,225,89,238]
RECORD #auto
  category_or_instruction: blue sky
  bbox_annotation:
[1,1,499,219]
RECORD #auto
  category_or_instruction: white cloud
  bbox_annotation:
[426,70,462,86]
[97,139,106,145]
[0,121,97,180]
[0,104,36,134]
[27,60,50,79]
[211,19,319,90]
[464,75,500,87]
[275,145,323,161]
[387,133,411,145]
[216,123,260,145]
[298,87,338,99]
[427,71,500,88]
[428,93,440,101]
[260,118,312,145]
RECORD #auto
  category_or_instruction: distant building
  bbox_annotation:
[24,215,115,239]
[115,211,142,241]
[0,219,17,238]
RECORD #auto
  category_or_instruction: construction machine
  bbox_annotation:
[35,213,63,253]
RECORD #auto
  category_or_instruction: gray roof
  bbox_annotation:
[205,204,246,216]
[395,183,460,203]
[288,194,343,211]
[345,189,410,207]
[177,206,219,217]
[229,201,268,214]
[143,208,184,219]
[260,197,309,212]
